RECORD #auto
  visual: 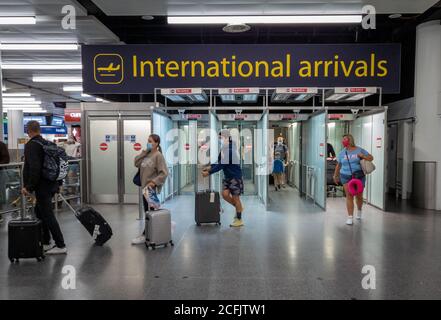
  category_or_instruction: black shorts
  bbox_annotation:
[223,178,244,196]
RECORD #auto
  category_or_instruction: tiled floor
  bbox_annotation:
[1,189,441,300]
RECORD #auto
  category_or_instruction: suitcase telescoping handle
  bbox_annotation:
[198,166,212,192]
[58,193,79,217]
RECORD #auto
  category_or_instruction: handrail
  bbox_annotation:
[0,162,23,169]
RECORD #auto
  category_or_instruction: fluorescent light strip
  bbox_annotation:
[1,64,82,70]
[168,15,362,24]
[3,105,44,109]
[326,94,349,101]
[4,109,47,113]
[0,17,36,25]
[3,101,41,105]
[3,97,39,103]
[0,43,78,51]
[2,92,31,97]
[346,93,372,101]
[63,85,83,92]
[33,76,83,83]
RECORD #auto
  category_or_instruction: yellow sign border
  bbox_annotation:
[93,53,124,85]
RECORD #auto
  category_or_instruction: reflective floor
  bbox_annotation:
[1,191,441,300]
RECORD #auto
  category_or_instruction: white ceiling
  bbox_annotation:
[0,0,120,113]
[92,0,440,16]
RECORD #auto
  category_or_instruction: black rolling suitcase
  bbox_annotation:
[8,219,45,263]
[59,194,112,246]
[195,190,221,226]
[8,195,45,263]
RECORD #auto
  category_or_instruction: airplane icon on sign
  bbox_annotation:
[97,63,121,76]
[93,53,124,84]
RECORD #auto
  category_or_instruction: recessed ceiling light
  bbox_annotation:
[389,14,402,19]
[142,15,154,21]
[223,23,251,33]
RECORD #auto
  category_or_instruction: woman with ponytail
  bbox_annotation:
[132,134,169,245]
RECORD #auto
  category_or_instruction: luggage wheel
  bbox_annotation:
[196,223,201,226]
[151,244,156,250]
[217,222,221,226]
[170,241,174,246]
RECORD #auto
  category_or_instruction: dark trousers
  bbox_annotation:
[35,188,65,248]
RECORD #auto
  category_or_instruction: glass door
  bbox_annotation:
[89,118,119,203]
[88,116,151,204]
[222,121,257,195]
[122,118,151,203]
[256,112,270,208]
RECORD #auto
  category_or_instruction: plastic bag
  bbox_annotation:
[143,186,161,210]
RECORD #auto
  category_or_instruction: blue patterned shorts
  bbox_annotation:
[223,178,244,196]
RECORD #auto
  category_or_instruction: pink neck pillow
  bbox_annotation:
[348,178,364,196]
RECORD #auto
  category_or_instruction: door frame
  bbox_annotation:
[81,102,154,204]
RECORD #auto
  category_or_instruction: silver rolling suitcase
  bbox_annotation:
[145,209,174,250]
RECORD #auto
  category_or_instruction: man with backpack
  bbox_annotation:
[22,121,67,255]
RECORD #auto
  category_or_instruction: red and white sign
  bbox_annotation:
[99,143,108,151]
[185,114,202,120]
[218,87,259,94]
[184,143,190,151]
[275,87,318,94]
[279,114,297,120]
[335,87,377,94]
[133,143,142,151]
[328,114,344,120]
[376,137,382,148]
[65,109,81,123]
[234,114,248,120]
[200,144,209,151]
[161,88,202,95]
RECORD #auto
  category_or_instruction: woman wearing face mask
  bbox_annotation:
[132,134,169,244]
[333,134,373,226]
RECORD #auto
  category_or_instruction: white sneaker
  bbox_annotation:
[43,244,54,252]
[131,235,146,245]
[356,210,362,220]
[346,217,354,226]
[45,246,67,255]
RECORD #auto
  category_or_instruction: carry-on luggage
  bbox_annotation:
[145,208,174,250]
[195,190,221,226]
[8,219,45,263]
[59,194,112,246]
[8,194,44,263]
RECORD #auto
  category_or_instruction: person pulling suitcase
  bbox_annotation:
[202,129,245,228]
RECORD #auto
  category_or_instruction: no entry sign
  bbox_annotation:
[100,143,108,151]
[184,143,190,151]
[133,142,142,151]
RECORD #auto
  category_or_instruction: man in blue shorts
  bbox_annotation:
[202,129,244,228]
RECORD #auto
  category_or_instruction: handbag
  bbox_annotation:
[133,169,141,187]
[360,159,376,175]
